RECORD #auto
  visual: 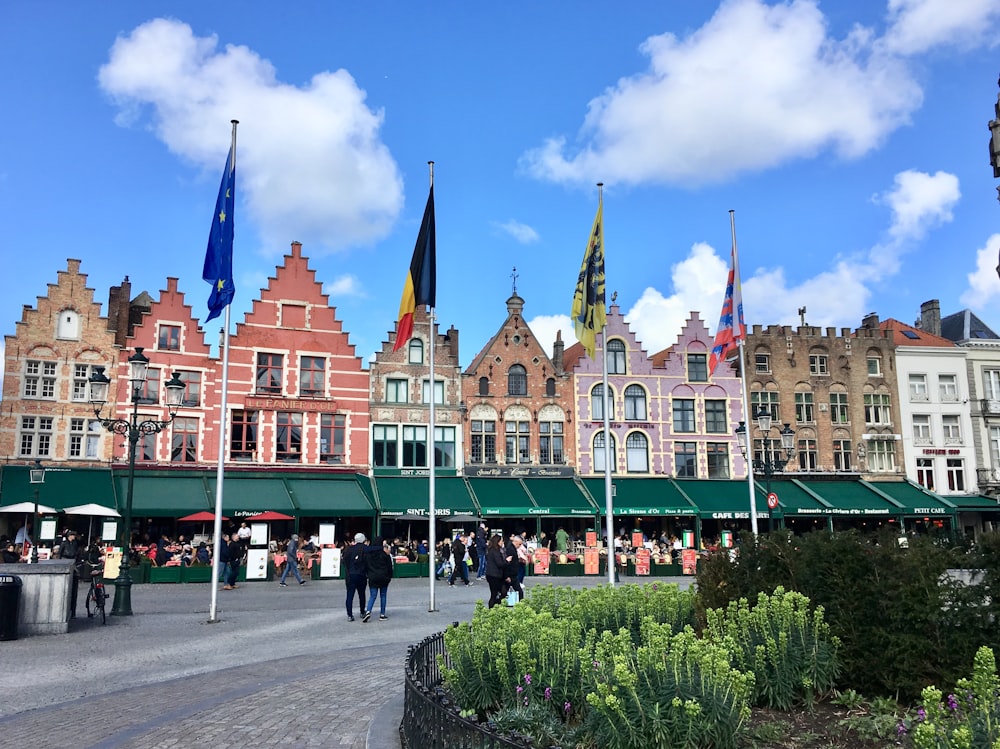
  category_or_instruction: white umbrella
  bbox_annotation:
[63,503,121,544]
[0,502,58,549]
[0,501,58,514]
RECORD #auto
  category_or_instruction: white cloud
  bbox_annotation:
[960,233,1000,308]
[324,274,365,299]
[878,169,961,241]
[526,314,572,359]
[98,18,403,253]
[520,0,921,186]
[493,219,540,244]
[883,0,1000,54]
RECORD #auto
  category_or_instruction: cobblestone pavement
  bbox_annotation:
[0,574,691,748]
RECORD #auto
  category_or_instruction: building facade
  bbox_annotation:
[744,318,903,478]
[369,307,464,476]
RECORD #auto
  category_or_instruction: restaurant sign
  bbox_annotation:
[613,507,698,516]
[381,508,456,517]
[463,466,575,478]
[790,507,891,515]
[244,396,339,413]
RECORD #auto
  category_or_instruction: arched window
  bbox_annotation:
[545,377,556,397]
[626,432,649,473]
[508,364,527,396]
[591,384,616,421]
[478,377,489,396]
[408,338,424,364]
[593,431,617,473]
[624,385,646,420]
[607,339,626,374]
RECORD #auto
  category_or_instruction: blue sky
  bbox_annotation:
[2,1,999,375]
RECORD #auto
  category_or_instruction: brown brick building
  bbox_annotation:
[1,259,146,466]
[744,318,902,477]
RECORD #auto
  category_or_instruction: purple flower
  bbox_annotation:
[544,687,552,701]
[947,694,959,712]
[917,708,927,721]
[897,723,908,737]
[516,686,523,695]
[564,701,572,713]
[524,674,532,685]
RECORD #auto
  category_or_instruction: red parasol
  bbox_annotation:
[245,511,294,521]
[178,511,230,522]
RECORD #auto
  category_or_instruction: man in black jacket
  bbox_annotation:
[362,537,394,622]
[344,533,368,622]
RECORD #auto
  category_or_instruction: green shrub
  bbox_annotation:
[582,625,753,749]
[908,646,1000,748]
[704,587,840,710]
[696,529,1000,701]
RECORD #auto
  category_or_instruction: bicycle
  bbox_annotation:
[85,563,107,624]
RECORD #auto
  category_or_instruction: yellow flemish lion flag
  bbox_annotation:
[571,201,606,359]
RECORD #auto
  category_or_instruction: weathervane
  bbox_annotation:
[511,266,518,295]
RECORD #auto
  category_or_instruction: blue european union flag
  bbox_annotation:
[203,145,235,323]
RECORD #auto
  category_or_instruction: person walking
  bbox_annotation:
[223,532,242,590]
[449,534,471,586]
[344,533,368,621]
[504,534,525,602]
[278,534,306,586]
[485,534,511,608]
[362,537,394,622]
[475,524,488,580]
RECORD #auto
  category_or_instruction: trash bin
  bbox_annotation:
[0,575,22,641]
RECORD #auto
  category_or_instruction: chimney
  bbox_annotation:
[861,312,880,329]
[107,276,132,347]
[552,330,564,375]
[920,299,941,336]
[446,325,459,360]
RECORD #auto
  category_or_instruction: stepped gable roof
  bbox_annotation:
[879,318,955,348]
[464,293,554,374]
[940,309,1000,343]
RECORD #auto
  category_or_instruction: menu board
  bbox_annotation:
[635,548,651,576]
[585,531,597,547]
[631,532,644,550]
[320,547,341,578]
[583,547,600,575]
[533,547,550,575]
[681,548,698,575]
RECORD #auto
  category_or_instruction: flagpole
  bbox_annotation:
[592,184,615,586]
[426,161,438,613]
[208,119,237,623]
[730,210,759,536]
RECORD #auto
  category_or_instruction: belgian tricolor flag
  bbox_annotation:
[392,186,436,351]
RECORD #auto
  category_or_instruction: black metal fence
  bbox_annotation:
[401,629,533,748]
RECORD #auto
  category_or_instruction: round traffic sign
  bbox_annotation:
[766,492,779,509]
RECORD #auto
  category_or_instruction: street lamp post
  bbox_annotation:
[735,409,795,532]
[28,459,45,563]
[89,348,184,616]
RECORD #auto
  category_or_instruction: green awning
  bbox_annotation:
[1,466,116,511]
[797,480,894,517]
[674,479,769,520]
[375,476,476,517]
[121,473,211,516]
[286,476,375,517]
[469,478,539,516]
[583,477,698,516]
[522,478,597,517]
[949,495,1000,513]
[767,479,833,517]
[210,477,295,515]
[865,480,955,517]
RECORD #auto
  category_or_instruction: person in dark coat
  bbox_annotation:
[223,533,242,589]
[485,534,512,608]
[344,533,368,622]
[449,534,470,586]
[504,535,525,602]
[362,537,394,622]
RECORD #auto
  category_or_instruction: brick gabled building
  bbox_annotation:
[461,293,573,472]
[369,307,464,475]
[222,241,370,470]
[1,259,146,466]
